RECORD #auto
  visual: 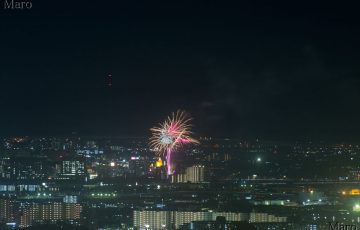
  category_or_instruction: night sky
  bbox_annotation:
[1,1,360,141]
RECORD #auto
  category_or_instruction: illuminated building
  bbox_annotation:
[224,153,231,161]
[19,202,82,228]
[0,198,16,223]
[61,160,84,175]
[133,210,171,229]
[171,173,187,183]
[0,185,16,192]
[87,168,98,180]
[56,160,85,177]
[171,165,205,183]
[0,158,12,179]
[173,211,213,228]
[0,183,39,193]
[63,195,78,203]
[0,157,45,180]
[249,212,287,223]
[185,165,205,183]
[133,210,248,229]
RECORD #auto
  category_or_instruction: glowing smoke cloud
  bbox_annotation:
[150,110,199,175]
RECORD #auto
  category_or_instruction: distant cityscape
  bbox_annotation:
[1,136,360,229]
[1,0,358,229]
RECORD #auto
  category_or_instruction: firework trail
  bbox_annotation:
[150,110,199,175]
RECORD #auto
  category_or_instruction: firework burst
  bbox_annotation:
[150,110,199,175]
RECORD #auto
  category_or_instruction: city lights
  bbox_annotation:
[0,1,356,229]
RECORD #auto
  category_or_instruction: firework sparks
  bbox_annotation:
[150,110,199,175]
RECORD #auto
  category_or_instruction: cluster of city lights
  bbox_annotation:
[91,193,117,197]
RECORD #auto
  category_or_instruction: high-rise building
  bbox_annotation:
[18,202,82,228]
[249,212,287,223]
[185,165,205,183]
[56,160,84,177]
[0,198,16,223]
[171,165,205,183]
[133,210,171,230]
[133,210,248,229]
[171,173,187,183]
[0,158,45,180]
[0,158,12,179]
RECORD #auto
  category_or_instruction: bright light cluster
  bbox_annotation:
[150,110,199,175]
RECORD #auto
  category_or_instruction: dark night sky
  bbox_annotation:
[0,1,360,141]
